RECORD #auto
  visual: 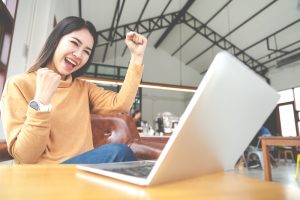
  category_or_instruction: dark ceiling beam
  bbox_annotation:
[121,0,172,55]
[171,0,232,56]
[111,0,125,46]
[257,40,300,63]
[96,10,271,78]
[96,11,180,42]
[237,18,300,56]
[121,0,150,56]
[96,11,268,78]
[102,0,121,63]
[262,46,300,66]
[120,0,172,57]
[183,12,268,77]
[145,0,172,37]
[106,0,172,56]
[205,0,232,25]
[266,38,288,54]
[239,19,300,70]
[78,0,82,17]
[132,0,149,32]
[171,33,196,56]
[154,0,195,48]
[227,0,277,39]
[186,0,278,66]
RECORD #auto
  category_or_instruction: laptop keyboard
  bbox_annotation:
[103,162,155,178]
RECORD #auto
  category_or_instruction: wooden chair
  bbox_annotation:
[277,146,295,162]
[0,114,166,162]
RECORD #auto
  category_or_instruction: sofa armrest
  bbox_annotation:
[0,140,13,162]
[90,114,166,160]
[129,141,166,160]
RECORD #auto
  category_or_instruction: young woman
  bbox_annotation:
[1,16,147,164]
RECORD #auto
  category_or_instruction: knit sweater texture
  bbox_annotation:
[1,63,143,164]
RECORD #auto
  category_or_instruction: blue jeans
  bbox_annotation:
[62,144,137,164]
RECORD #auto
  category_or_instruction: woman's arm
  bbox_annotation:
[89,32,147,114]
[1,78,52,163]
[125,31,147,66]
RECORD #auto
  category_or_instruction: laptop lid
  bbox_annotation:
[77,51,279,186]
[147,51,279,185]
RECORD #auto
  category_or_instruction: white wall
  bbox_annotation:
[101,45,203,87]
[7,0,56,78]
[103,45,203,125]
[1,0,57,139]
[7,0,79,79]
[54,0,79,22]
[141,48,201,125]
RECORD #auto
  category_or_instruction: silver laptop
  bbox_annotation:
[77,51,279,186]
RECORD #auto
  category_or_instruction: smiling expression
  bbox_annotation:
[48,28,94,79]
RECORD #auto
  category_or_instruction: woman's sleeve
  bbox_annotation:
[89,63,144,114]
[1,79,51,163]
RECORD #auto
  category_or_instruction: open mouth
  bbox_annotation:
[65,57,78,68]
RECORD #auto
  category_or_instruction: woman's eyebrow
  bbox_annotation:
[71,37,92,51]
[71,37,82,44]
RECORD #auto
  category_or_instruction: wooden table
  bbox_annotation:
[260,136,300,181]
[0,165,300,200]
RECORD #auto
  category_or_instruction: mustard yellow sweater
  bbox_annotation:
[1,63,143,164]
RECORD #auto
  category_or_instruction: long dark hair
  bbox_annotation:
[27,16,98,78]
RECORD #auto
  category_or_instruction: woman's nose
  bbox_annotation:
[72,50,83,59]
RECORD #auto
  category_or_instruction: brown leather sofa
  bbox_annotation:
[0,114,166,162]
[0,140,12,161]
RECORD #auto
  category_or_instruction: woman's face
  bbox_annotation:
[48,28,94,79]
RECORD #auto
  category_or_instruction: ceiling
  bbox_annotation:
[79,0,300,81]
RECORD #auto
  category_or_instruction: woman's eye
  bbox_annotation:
[71,41,78,46]
[84,50,91,56]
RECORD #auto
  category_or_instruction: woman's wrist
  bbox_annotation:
[130,54,144,66]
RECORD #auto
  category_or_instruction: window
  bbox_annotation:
[276,87,300,137]
[293,87,300,111]
[277,89,294,104]
[278,104,297,136]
